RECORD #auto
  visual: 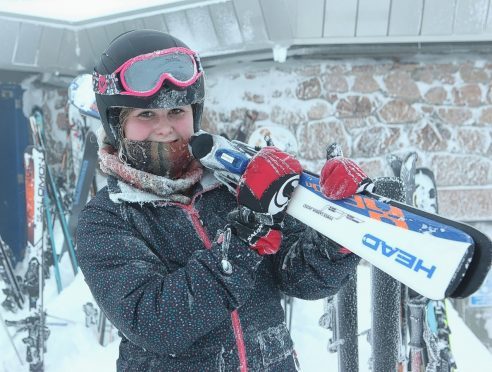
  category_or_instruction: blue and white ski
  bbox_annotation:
[189,131,492,300]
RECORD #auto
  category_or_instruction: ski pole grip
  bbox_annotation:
[189,131,251,175]
[189,131,214,160]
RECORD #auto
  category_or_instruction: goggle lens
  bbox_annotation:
[123,53,197,93]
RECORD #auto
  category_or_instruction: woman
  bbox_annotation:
[77,29,366,371]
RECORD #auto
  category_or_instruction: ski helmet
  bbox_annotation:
[93,29,205,148]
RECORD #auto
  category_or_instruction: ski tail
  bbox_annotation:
[372,193,492,298]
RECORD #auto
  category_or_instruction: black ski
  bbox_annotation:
[63,130,98,252]
[0,236,25,311]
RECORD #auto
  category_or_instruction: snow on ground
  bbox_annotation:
[1,264,491,371]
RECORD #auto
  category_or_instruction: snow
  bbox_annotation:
[2,264,491,371]
[0,0,188,22]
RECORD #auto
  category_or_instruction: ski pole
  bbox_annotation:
[0,310,24,366]
[44,194,63,293]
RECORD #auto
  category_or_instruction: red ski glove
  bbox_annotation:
[320,157,374,200]
[229,147,302,255]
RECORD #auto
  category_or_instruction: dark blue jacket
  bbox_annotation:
[76,175,359,371]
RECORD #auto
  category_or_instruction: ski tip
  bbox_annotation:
[448,229,492,299]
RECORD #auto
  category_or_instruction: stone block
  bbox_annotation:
[243,92,265,104]
[352,75,380,93]
[438,188,492,221]
[479,107,492,124]
[321,73,348,93]
[378,100,419,124]
[270,105,306,127]
[410,122,450,152]
[437,107,472,125]
[201,111,219,134]
[383,71,421,100]
[353,126,401,157]
[459,64,489,83]
[430,154,491,186]
[336,96,373,118]
[452,84,482,107]
[430,63,457,84]
[356,158,386,179]
[424,86,447,105]
[342,116,378,132]
[412,67,434,84]
[296,77,322,100]
[297,121,350,159]
[307,101,330,120]
[457,127,490,154]
[296,64,321,77]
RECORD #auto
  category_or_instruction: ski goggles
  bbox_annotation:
[92,47,203,97]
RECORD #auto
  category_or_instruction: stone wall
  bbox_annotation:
[202,54,492,225]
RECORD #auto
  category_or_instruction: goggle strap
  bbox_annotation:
[93,71,122,95]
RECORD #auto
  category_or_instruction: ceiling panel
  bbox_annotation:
[37,26,64,69]
[486,1,492,33]
[209,2,242,46]
[421,0,456,35]
[142,14,168,32]
[357,0,391,36]
[454,0,489,34]
[232,0,268,43]
[57,30,80,72]
[102,22,127,45]
[122,18,147,31]
[324,0,358,37]
[0,19,20,66]
[85,25,112,58]
[185,6,219,51]
[13,23,43,66]
[75,29,98,72]
[164,11,195,48]
[259,0,294,41]
[287,0,324,38]
[388,0,423,36]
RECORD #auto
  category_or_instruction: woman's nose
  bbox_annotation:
[153,116,173,135]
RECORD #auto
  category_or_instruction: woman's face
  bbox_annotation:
[123,106,194,143]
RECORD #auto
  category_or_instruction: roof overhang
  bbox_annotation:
[1,0,492,77]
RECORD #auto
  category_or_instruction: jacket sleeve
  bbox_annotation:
[76,197,262,357]
[271,215,360,300]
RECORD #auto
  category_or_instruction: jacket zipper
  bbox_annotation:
[180,203,248,372]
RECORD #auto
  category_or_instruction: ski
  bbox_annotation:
[189,131,492,300]
[0,236,25,311]
[5,313,50,371]
[68,74,100,120]
[388,152,418,372]
[4,142,50,371]
[413,166,457,372]
[64,131,98,248]
[30,110,79,275]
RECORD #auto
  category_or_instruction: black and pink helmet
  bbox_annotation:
[93,29,205,148]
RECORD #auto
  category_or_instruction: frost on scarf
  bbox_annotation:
[97,128,203,204]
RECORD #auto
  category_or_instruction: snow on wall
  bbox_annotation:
[202,54,492,223]
[21,77,71,167]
